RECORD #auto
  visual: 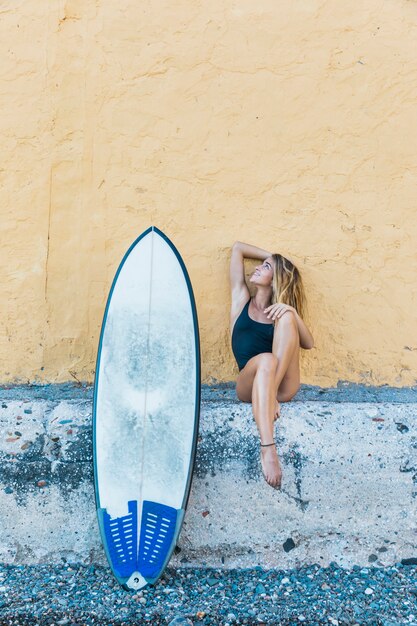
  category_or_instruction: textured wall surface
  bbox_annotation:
[1,1,416,385]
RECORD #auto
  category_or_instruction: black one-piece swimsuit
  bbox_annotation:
[231,299,274,371]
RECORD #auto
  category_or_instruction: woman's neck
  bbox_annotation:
[253,287,272,311]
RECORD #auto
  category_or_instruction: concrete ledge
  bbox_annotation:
[0,384,416,569]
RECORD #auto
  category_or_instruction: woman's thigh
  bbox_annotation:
[235,352,278,403]
[236,345,300,405]
[266,310,301,402]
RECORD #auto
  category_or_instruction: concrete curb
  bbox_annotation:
[0,384,416,569]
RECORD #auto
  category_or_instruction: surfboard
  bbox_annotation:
[93,226,200,591]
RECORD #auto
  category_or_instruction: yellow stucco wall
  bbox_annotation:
[1,1,416,386]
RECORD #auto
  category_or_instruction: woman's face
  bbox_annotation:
[249,257,274,287]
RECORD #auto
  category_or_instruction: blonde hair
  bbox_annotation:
[271,254,308,320]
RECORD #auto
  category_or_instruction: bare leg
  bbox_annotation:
[250,354,278,442]
[273,311,301,403]
[236,311,301,488]
[251,354,283,487]
[236,353,281,487]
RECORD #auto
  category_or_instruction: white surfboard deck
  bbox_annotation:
[93,226,200,590]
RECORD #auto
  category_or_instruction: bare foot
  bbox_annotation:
[260,444,282,489]
[274,400,281,421]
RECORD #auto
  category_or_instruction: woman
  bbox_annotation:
[230,241,314,489]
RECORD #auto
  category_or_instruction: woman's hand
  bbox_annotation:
[264,303,296,322]
[265,303,315,349]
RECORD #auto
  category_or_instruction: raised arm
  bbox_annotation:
[230,241,272,315]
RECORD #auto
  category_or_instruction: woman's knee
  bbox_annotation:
[256,352,279,373]
[276,310,297,327]
[275,311,299,339]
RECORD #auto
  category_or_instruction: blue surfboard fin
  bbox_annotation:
[102,500,138,579]
[138,500,178,579]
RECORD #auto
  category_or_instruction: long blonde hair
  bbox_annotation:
[271,254,308,320]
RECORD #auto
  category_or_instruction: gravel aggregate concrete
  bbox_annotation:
[0,562,416,625]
